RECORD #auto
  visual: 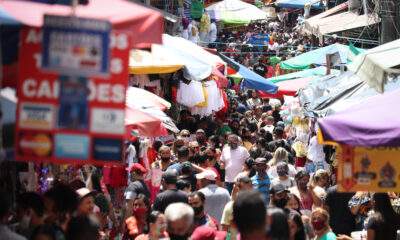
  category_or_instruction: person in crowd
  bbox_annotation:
[251,157,272,205]
[44,184,79,232]
[348,191,372,231]
[123,194,151,240]
[324,185,355,236]
[270,183,290,209]
[233,190,267,240]
[16,192,45,239]
[271,162,296,189]
[168,146,190,174]
[0,191,27,240]
[268,147,297,178]
[135,211,168,240]
[125,163,150,215]
[266,207,290,240]
[75,188,96,216]
[164,203,194,240]
[311,208,336,240]
[195,129,208,147]
[188,191,218,230]
[312,169,330,203]
[178,162,197,192]
[365,193,400,240]
[176,179,192,194]
[221,176,254,233]
[197,170,230,223]
[290,170,320,213]
[286,193,302,215]
[65,215,100,240]
[152,170,188,213]
[288,211,306,240]
[153,146,173,172]
[220,134,250,193]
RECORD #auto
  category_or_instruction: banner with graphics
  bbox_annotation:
[337,144,400,192]
[15,27,129,166]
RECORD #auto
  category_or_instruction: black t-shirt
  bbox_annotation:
[366,212,400,240]
[124,180,150,200]
[325,185,355,235]
[152,189,188,213]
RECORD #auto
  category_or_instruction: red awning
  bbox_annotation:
[259,77,313,98]
[0,0,164,49]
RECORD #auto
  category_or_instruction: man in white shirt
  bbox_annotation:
[220,134,250,193]
[197,170,231,222]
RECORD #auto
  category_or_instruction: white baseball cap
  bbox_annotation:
[196,170,217,181]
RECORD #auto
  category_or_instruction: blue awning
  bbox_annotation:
[219,53,278,94]
[276,0,323,9]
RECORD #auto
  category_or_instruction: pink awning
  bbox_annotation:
[0,0,163,48]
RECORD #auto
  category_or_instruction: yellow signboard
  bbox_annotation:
[337,145,400,192]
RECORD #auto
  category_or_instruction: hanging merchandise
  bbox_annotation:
[176,80,206,107]
[191,0,204,20]
[190,80,225,117]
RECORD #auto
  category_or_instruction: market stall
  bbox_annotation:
[317,88,400,192]
[206,0,267,24]
[280,43,363,70]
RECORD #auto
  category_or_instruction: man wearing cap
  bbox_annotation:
[76,188,96,216]
[251,157,271,206]
[198,170,230,222]
[152,170,188,213]
[269,183,290,209]
[195,129,208,147]
[124,163,150,205]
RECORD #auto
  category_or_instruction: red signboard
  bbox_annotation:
[15,26,129,166]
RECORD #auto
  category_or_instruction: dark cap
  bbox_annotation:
[162,169,178,184]
[270,183,289,195]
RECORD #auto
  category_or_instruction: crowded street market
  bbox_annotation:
[1,0,400,240]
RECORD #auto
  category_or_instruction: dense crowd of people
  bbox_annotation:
[0,4,398,240]
[3,88,400,240]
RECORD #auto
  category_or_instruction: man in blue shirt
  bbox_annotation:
[251,156,272,206]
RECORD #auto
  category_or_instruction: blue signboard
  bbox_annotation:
[42,15,111,76]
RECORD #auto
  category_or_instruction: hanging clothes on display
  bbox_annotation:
[177,80,205,107]
[190,80,225,117]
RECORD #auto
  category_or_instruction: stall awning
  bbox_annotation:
[219,53,278,93]
[348,39,400,93]
[266,66,340,83]
[129,49,184,74]
[318,88,400,147]
[280,43,363,70]
[206,0,267,24]
[305,11,380,37]
[275,0,323,9]
[0,0,164,49]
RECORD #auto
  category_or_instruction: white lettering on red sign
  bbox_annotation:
[21,78,125,103]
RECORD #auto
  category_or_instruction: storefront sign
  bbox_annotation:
[337,144,400,192]
[15,27,129,165]
[42,15,111,76]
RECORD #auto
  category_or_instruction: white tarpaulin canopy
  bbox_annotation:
[348,39,400,93]
[206,0,267,24]
[153,34,226,81]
